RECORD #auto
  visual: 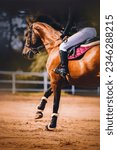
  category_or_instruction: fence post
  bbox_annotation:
[12,72,16,94]
[43,72,48,92]
[97,86,100,95]
[71,86,75,95]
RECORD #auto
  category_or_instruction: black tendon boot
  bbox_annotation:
[56,50,68,78]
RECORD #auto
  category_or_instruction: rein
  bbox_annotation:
[24,10,71,56]
[25,24,62,55]
[41,37,62,47]
[25,43,45,54]
[24,24,43,54]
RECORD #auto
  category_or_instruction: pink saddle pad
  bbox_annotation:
[68,46,92,60]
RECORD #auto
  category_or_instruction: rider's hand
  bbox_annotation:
[60,34,66,39]
[60,35,68,43]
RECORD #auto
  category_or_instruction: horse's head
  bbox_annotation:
[22,23,44,59]
[23,16,62,58]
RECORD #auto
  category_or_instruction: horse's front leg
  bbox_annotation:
[46,81,62,131]
[35,87,53,119]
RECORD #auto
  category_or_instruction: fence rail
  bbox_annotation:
[0,71,100,95]
[0,71,76,94]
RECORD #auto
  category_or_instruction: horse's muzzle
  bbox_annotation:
[22,50,34,59]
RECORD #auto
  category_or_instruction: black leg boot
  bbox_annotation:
[55,50,68,78]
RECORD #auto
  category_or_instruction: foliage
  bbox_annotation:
[30,51,48,72]
[0,0,100,72]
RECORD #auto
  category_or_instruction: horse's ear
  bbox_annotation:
[26,16,35,26]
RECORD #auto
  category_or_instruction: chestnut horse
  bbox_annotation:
[22,21,100,131]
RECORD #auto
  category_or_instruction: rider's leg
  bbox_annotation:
[61,27,97,50]
[56,27,97,78]
[56,50,68,78]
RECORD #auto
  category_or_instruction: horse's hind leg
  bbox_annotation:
[46,81,61,130]
[35,87,53,119]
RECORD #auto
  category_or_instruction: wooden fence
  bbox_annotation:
[0,71,100,95]
[0,71,77,94]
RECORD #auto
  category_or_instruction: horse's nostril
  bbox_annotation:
[28,51,34,58]
[22,53,27,57]
[22,50,34,59]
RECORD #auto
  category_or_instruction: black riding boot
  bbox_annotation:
[56,50,68,78]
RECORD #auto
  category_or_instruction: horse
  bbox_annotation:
[22,20,100,131]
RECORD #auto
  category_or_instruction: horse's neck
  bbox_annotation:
[33,22,62,54]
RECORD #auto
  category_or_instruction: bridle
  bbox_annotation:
[24,24,62,55]
[24,24,45,55]
[24,9,71,57]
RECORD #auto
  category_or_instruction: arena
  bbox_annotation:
[0,92,99,150]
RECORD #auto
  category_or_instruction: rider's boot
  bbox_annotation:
[55,50,68,78]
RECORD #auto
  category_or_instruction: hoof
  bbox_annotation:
[45,124,56,131]
[35,111,43,119]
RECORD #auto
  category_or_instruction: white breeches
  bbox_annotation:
[60,27,97,52]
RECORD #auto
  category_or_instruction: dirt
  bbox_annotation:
[0,92,100,150]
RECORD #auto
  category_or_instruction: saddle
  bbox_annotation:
[67,37,100,60]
